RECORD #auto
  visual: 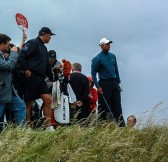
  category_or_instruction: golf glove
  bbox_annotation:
[119,83,123,92]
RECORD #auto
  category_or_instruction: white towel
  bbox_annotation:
[67,83,77,103]
[51,81,61,109]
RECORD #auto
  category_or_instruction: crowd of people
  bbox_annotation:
[0,27,136,131]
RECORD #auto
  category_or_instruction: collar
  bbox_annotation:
[72,70,81,73]
[51,60,57,67]
[37,37,44,45]
[0,51,5,60]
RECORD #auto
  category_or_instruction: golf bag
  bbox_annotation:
[30,99,45,128]
[53,59,76,124]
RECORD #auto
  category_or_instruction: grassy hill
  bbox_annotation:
[0,120,167,162]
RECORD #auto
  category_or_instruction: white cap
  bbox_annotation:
[99,38,112,46]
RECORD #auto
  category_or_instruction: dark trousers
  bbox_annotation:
[98,79,125,127]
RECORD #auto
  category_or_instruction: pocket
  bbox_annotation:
[0,84,11,101]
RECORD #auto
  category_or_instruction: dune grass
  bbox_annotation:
[0,103,168,162]
[0,119,167,162]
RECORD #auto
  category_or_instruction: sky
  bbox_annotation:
[1,0,168,123]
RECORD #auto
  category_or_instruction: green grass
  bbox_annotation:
[1,103,168,162]
[0,120,168,162]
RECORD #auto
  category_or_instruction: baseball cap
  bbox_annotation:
[88,76,93,82]
[99,38,112,46]
[48,50,56,59]
[39,27,55,36]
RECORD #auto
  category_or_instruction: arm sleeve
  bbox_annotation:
[0,52,18,71]
[81,78,89,101]
[46,60,54,82]
[114,56,121,84]
[89,88,98,103]
[17,40,37,71]
[91,57,99,88]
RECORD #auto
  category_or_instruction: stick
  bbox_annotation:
[101,93,115,121]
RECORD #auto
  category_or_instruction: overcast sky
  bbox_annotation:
[1,0,168,123]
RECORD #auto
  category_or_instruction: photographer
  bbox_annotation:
[4,31,27,123]
[0,33,26,129]
[3,31,27,60]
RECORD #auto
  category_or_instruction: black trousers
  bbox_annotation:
[98,79,125,127]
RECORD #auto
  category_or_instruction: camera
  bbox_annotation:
[6,43,20,53]
[0,81,6,87]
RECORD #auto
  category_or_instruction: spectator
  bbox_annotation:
[69,63,89,121]
[91,38,125,127]
[88,76,98,113]
[46,50,61,128]
[46,50,62,93]
[127,115,136,127]
[0,33,26,129]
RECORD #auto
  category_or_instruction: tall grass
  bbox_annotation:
[0,106,168,162]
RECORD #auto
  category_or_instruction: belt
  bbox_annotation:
[100,78,116,81]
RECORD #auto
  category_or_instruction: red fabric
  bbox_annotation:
[62,59,72,77]
[88,87,98,112]
[88,76,93,82]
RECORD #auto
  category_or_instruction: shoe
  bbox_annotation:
[45,126,55,132]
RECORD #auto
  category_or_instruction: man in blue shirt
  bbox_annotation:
[91,38,125,127]
[0,33,26,130]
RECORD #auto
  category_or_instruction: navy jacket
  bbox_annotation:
[69,72,89,102]
[16,37,53,81]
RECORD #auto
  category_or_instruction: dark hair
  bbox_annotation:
[38,27,55,36]
[127,115,136,123]
[0,34,11,44]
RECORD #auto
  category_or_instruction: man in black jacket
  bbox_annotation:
[69,63,90,121]
[16,27,55,130]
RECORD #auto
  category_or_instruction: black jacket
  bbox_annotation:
[16,37,53,81]
[69,72,89,102]
[69,72,90,119]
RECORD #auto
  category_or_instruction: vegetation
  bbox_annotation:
[0,120,167,162]
[0,104,168,162]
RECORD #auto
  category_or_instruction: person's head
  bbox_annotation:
[127,115,136,127]
[0,34,11,52]
[72,63,82,72]
[38,27,55,44]
[99,38,112,53]
[48,50,56,65]
[88,76,94,88]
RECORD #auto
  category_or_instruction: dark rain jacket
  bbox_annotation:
[16,37,53,81]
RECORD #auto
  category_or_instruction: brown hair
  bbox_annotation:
[0,34,11,44]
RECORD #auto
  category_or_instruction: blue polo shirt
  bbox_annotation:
[91,51,121,88]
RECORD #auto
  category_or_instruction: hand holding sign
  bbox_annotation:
[15,13,28,30]
[22,30,27,42]
[15,13,28,49]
